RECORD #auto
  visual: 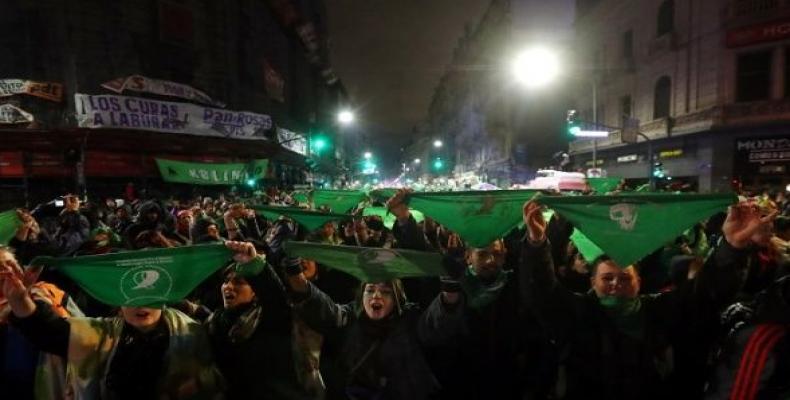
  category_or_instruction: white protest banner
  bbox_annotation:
[74,93,272,140]
[0,103,34,124]
[101,75,225,108]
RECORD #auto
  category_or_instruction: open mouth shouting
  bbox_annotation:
[362,283,395,320]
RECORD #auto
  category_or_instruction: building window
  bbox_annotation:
[622,30,633,59]
[621,95,632,117]
[653,76,671,119]
[657,0,675,37]
[737,50,772,102]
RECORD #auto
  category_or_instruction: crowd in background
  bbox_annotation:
[0,185,789,399]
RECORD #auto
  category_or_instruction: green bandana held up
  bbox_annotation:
[31,244,232,307]
[536,193,736,268]
[253,206,352,232]
[599,296,644,339]
[403,190,540,248]
[155,158,268,185]
[311,189,367,213]
[0,209,21,245]
[284,241,444,282]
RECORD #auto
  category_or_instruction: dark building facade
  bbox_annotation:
[571,0,790,192]
[0,0,347,206]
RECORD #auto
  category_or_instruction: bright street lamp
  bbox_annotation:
[433,139,443,148]
[511,47,560,88]
[413,158,421,164]
[338,110,355,125]
[363,151,372,159]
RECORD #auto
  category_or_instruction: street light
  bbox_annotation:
[511,47,560,88]
[364,151,372,159]
[338,110,354,125]
[433,139,443,148]
[413,158,421,164]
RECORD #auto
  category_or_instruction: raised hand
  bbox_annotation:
[385,188,412,218]
[523,200,548,244]
[226,241,259,264]
[722,202,778,249]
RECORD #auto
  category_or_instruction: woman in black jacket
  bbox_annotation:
[284,257,465,400]
[206,241,317,399]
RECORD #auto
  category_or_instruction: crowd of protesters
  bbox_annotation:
[0,185,788,399]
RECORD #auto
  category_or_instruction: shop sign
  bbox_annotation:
[585,159,605,167]
[727,18,790,48]
[736,137,790,163]
[75,93,272,140]
[659,149,683,158]
[617,154,638,163]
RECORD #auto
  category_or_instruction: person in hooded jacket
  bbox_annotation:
[520,200,773,399]
[284,256,466,400]
[206,241,317,399]
[123,200,174,248]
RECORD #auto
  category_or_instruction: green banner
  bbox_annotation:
[405,190,539,248]
[156,158,268,185]
[253,206,351,232]
[312,190,367,213]
[587,177,622,194]
[0,209,21,246]
[536,193,736,268]
[31,244,232,307]
[285,242,444,282]
[362,207,424,229]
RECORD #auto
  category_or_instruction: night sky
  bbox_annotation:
[325,0,575,175]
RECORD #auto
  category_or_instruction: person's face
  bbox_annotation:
[221,273,256,309]
[230,206,245,218]
[591,262,640,298]
[467,240,506,279]
[207,224,220,238]
[343,222,355,237]
[177,214,193,230]
[144,211,159,223]
[362,283,396,320]
[321,222,336,238]
[115,208,128,219]
[105,199,116,209]
[64,195,80,211]
[120,307,162,332]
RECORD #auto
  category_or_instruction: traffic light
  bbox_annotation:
[310,135,329,155]
[566,110,582,136]
[432,157,444,171]
[652,162,666,179]
[246,178,257,188]
[362,159,377,175]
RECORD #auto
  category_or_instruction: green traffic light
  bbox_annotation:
[433,158,444,170]
[312,137,327,151]
[246,178,256,187]
[569,126,582,136]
